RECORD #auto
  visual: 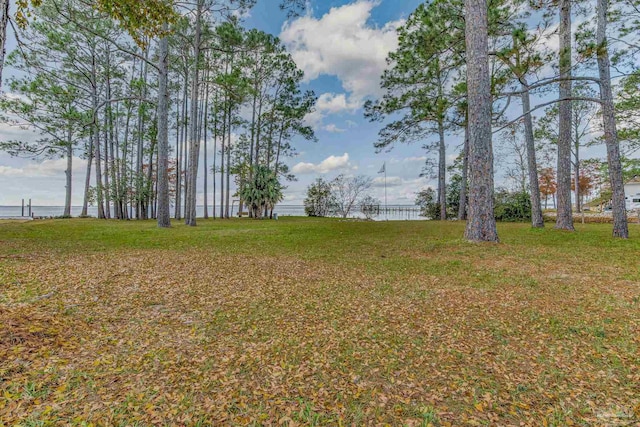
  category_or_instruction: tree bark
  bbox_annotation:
[212,91,218,219]
[438,119,447,220]
[91,48,105,219]
[81,138,93,217]
[0,0,9,91]
[203,66,210,219]
[64,125,73,217]
[574,146,581,213]
[103,98,111,219]
[597,0,629,238]
[185,0,203,226]
[521,82,544,228]
[225,102,231,219]
[219,95,227,219]
[156,31,171,228]
[556,0,575,231]
[464,0,499,242]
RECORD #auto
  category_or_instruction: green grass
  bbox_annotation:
[1,218,639,426]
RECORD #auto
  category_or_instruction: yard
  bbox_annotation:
[0,218,639,426]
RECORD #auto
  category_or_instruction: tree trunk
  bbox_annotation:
[458,121,469,220]
[556,0,575,231]
[203,67,210,219]
[225,102,231,219]
[521,82,544,228]
[64,125,73,217]
[156,31,171,228]
[103,47,112,220]
[438,119,447,220]
[0,0,9,91]
[103,104,111,219]
[220,96,227,219]
[597,0,629,238]
[574,150,581,213]
[464,0,499,242]
[91,48,105,219]
[82,137,94,217]
[212,92,218,219]
[185,0,203,226]
[144,134,156,220]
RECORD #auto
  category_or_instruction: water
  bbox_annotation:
[0,205,425,221]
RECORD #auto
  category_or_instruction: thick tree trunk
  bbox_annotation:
[556,0,575,230]
[597,0,628,238]
[464,0,499,242]
[521,82,544,228]
[64,126,73,217]
[156,32,171,228]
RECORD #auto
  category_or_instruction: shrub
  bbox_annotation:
[494,189,532,222]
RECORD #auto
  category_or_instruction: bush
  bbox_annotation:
[304,178,335,217]
[415,188,441,219]
[359,195,381,220]
[494,189,531,222]
[240,165,283,219]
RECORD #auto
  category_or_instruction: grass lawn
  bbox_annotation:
[1,218,639,426]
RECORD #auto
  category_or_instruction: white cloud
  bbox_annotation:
[316,93,360,114]
[322,124,346,133]
[292,152,353,174]
[403,156,428,163]
[0,157,84,178]
[280,1,403,100]
[304,92,362,129]
[373,176,403,187]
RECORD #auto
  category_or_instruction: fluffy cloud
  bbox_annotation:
[322,124,346,133]
[305,92,362,129]
[280,1,403,100]
[316,93,361,114]
[0,157,84,178]
[292,153,354,174]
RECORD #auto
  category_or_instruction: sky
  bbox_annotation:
[0,0,444,208]
[0,0,615,208]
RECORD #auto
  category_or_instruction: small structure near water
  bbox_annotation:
[625,176,640,211]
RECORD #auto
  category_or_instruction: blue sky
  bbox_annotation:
[246,0,443,205]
